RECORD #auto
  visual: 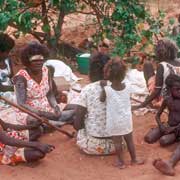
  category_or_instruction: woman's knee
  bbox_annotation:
[29,127,43,141]
[144,134,154,143]
[159,134,176,147]
[144,128,161,144]
[35,151,45,159]
[24,149,45,162]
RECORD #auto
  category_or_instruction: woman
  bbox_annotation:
[0,33,15,110]
[138,39,180,109]
[0,41,73,140]
[66,52,118,155]
[0,118,54,165]
[137,39,180,144]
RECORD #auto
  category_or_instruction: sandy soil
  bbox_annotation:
[2,56,180,180]
[1,98,180,180]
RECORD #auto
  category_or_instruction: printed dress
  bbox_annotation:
[72,81,116,155]
[0,66,54,137]
[0,128,26,165]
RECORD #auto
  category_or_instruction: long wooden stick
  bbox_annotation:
[0,96,74,138]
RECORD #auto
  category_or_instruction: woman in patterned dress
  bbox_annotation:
[65,52,119,155]
[0,41,74,141]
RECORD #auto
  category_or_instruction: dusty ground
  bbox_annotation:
[2,2,180,179]
[0,73,180,180]
[1,111,180,180]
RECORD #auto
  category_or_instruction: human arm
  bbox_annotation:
[136,64,164,108]
[14,75,57,119]
[46,69,61,117]
[0,119,41,131]
[73,105,87,130]
[64,104,86,130]
[155,99,167,131]
[0,130,54,153]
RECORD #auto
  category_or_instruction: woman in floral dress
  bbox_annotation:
[0,41,74,141]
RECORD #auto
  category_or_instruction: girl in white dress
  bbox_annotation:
[100,58,144,168]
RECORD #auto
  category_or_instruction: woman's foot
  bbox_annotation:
[153,159,175,176]
[131,159,145,165]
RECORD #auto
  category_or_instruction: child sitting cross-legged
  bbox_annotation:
[0,119,54,165]
[153,74,180,176]
[100,57,144,169]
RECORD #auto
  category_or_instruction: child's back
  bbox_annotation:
[105,85,133,136]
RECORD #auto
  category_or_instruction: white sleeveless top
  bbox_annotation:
[104,85,133,136]
[160,62,180,96]
[0,59,12,86]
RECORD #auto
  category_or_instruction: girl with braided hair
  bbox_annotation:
[100,58,144,169]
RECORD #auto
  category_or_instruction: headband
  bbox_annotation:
[29,55,44,61]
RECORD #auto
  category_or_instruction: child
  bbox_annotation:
[153,74,180,176]
[0,118,54,165]
[145,74,180,146]
[100,58,144,169]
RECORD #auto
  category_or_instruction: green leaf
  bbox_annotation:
[42,24,51,33]
[169,18,175,25]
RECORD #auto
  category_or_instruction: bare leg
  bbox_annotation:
[124,133,144,165]
[112,136,126,169]
[27,118,43,141]
[144,127,162,144]
[159,133,176,147]
[24,148,45,162]
[29,127,43,141]
[153,144,180,176]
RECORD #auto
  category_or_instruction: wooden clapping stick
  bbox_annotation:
[0,96,74,138]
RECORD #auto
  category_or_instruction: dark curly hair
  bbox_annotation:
[155,39,178,62]
[20,41,49,66]
[0,32,15,52]
[165,74,180,88]
[104,57,127,82]
[89,52,110,82]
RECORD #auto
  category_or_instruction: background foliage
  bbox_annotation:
[0,0,167,61]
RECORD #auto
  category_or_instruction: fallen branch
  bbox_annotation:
[0,96,74,138]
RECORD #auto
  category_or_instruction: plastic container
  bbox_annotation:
[76,53,90,74]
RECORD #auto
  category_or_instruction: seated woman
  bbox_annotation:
[0,118,54,165]
[137,39,180,109]
[65,52,118,155]
[0,33,15,110]
[0,41,74,140]
[145,74,180,146]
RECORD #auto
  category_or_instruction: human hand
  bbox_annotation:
[131,105,142,111]
[38,110,57,120]
[159,124,173,135]
[28,121,42,130]
[34,143,55,154]
[54,105,61,117]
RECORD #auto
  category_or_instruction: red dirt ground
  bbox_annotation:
[1,112,180,180]
[1,69,180,180]
[2,3,180,178]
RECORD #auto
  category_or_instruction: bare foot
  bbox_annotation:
[153,159,175,176]
[113,160,127,169]
[131,159,145,165]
